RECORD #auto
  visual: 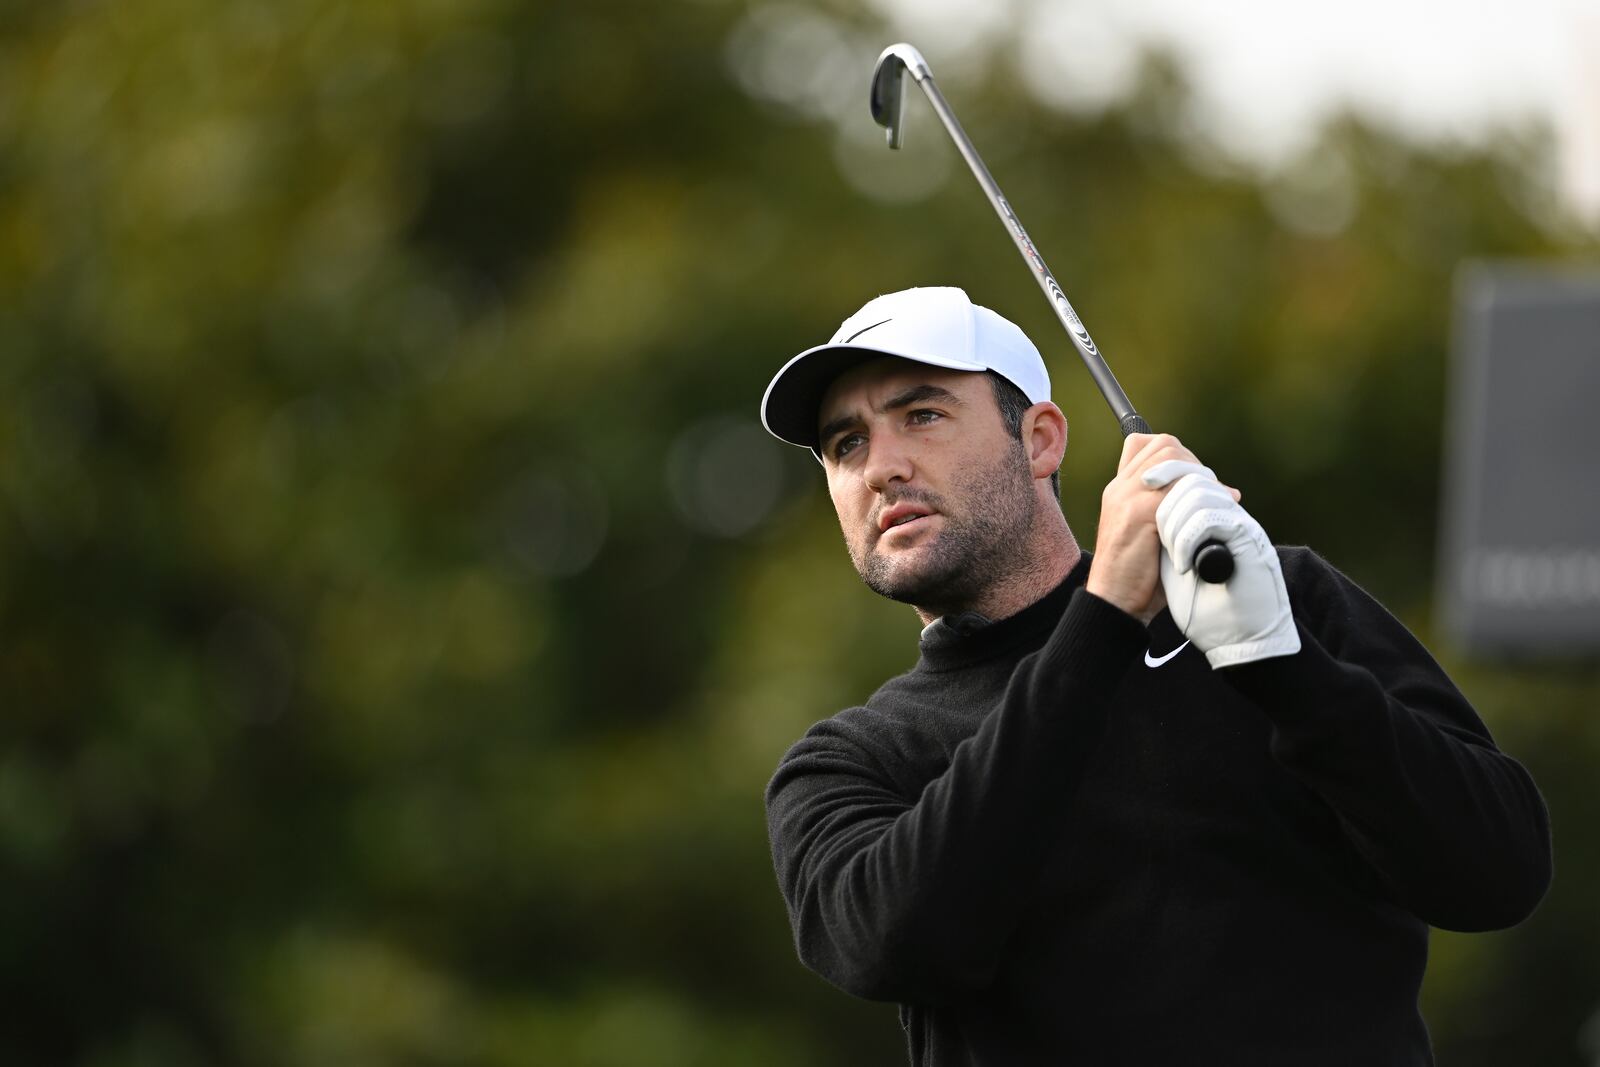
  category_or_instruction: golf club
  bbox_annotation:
[869,42,1234,584]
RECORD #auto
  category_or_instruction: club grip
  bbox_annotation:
[1116,412,1233,585]
[1194,539,1234,583]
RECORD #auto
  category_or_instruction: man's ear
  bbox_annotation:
[1022,402,1067,479]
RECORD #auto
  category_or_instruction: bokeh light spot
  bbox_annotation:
[666,416,785,539]
[497,467,610,578]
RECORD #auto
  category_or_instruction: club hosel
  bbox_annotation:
[882,42,931,82]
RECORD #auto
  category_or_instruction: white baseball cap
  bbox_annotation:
[760,286,1051,451]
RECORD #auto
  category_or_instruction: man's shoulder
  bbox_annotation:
[766,697,923,805]
[1274,543,1328,577]
[781,676,918,757]
[1275,543,1397,600]
[1274,543,1361,599]
[1273,543,1430,656]
[775,666,962,776]
[805,669,929,742]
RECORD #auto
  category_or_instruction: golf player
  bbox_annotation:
[759,286,1551,1065]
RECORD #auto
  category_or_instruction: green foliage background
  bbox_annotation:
[1,1,1596,1063]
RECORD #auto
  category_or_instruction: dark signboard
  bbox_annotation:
[1438,265,1600,657]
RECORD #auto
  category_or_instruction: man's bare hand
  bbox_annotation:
[1085,433,1239,625]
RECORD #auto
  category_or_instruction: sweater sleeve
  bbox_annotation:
[764,589,1145,1005]
[1225,548,1552,933]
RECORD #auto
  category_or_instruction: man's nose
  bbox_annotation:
[863,431,914,492]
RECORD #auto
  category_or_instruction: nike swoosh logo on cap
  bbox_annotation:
[843,318,892,343]
[1144,640,1190,668]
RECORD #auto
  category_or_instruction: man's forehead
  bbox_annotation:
[817,358,979,422]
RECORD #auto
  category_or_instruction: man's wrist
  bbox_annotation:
[1083,581,1156,625]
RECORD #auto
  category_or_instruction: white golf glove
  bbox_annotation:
[1140,461,1301,669]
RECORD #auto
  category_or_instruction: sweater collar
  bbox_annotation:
[916,552,1092,670]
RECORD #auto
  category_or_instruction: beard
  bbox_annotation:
[849,439,1039,616]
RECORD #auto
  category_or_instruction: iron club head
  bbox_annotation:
[869,43,929,150]
[869,53,906,148]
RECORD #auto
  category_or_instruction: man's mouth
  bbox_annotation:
[878,503,935,533]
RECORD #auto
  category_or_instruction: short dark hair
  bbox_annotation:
[987,371,1060,499]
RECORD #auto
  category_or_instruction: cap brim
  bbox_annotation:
[760,344,987,450]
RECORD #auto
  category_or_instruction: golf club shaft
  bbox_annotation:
[908,71,1148,437]
[879,47,1233,584]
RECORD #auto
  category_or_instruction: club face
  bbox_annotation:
[869,53,906,149]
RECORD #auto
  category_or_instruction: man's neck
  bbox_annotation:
[913,525,1082,628]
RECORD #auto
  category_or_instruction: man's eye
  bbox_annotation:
[909,409,942,425]
[833,433,865,459]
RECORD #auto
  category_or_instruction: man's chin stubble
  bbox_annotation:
[859,534,994,615]
[849,441,1038,615]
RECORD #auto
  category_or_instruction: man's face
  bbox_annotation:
[816,359,1038,615]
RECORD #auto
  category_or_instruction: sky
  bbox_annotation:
[865,0,1600,223]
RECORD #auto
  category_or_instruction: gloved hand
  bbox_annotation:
[1140,460,1301,669]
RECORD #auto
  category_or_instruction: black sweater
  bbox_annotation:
[765,548,1551,1066]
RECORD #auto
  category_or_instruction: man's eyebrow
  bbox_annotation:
[817,412,862,452]
[818,384,965,450]
[883,384,964,411]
